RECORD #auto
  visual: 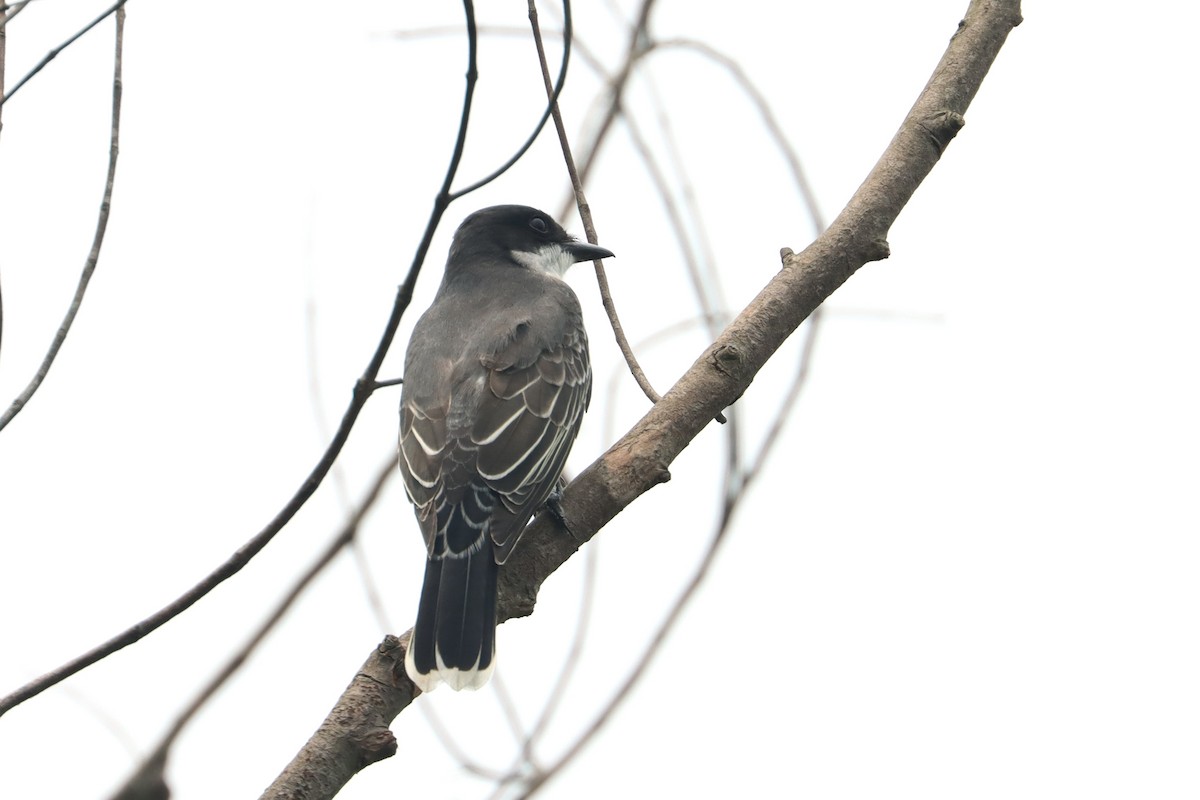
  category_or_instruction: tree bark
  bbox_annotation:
[259,637,414,800]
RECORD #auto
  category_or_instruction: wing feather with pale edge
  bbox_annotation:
[474,320,590,562]
[399,313,590,565]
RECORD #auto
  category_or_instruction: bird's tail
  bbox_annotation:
[405,537,498,692]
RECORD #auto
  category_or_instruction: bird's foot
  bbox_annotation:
[544,483,581,542]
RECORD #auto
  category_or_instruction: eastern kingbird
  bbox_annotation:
[399,205,614,692]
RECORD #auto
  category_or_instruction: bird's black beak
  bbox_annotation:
[564,241,615,263]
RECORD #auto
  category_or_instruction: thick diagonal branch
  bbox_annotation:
[497,0,1022,618]
[261,3,1021,798]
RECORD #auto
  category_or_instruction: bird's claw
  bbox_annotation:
[544,482,581,542]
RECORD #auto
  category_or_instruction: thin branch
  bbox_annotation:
[565,21,829,242]
[514,400,742,800]
[0,0,482,720]
[542,1,733,425]
[569,0,658,193]
[1,0,36,25]
[516,295,823,798]
[1,1,7,364]
[0,0,127,107]
[390,23,609,77]
[518,406,746,798]
[0,3,124,433]
[420,702,501,780]
[389,24,517,41]
[651,37,827,234]
[520,537,598,754]
[638,73,727,336]
[0,0,6,129]
[640,35,833,424]
[48,680,140,759]
[109,455,397,800]
[601,313,726,444]
[303,292,392,632]
[529,0,671,416]
[489,673,532,757]
[578,33,830,325]
[449,0,571,199]
[619,111,723,332]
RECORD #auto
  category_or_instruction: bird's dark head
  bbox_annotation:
[448,205,614,277]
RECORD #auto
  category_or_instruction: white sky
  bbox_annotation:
[1,1,1198,798]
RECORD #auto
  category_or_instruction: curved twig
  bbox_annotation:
[652,37,827,234]
[1,0,7,363]
[619,110,724,333]
[530,0,669,416]
[600,313,726,443]
[638,73,728,335]
[0,4,124,433]
[1,0,37,27]
[569,0,658,193]
[0,0,127,107]
[449,0,572,199]
[519,533,598,756]
[110,455,397,800]
[515,275,825,799]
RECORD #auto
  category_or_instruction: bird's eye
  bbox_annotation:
[529,217,548,233]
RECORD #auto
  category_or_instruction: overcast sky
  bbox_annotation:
[1,1,1197,798]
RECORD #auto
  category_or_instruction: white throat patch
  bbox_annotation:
[510,244,574,278]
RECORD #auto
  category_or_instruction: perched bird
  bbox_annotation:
[399,205,614,692]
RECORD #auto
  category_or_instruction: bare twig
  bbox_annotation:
[389,24,519,41]
[570,0,658,193]
[586,33,831,329]
[0,0,127,107]
[1,2,7,364]
[0,0,36,25]
[652,37,827,234]
[566,24,829,242]
[523,334,812,797]
[110,454,397,800]
[601,313,726,444]
[0,4,124,433]
[530,0,677,421]
[619,112,723,332]
[519,539,598,755]
[490,673,532,754]
[303,292,392,632]
[0,0,483,720]
[449,2,570,199]
[421,702,501,780]
[638,74,727,335]
[640,34,834,440]
[515,407,742,800]
[0,0,6,130]
[519,410,744,798]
